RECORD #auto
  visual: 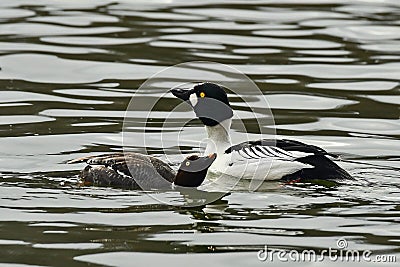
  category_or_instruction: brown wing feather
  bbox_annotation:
[69,153,176,189]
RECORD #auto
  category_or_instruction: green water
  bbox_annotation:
[0,0,399,266]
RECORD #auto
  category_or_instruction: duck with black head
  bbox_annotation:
[171,82,352,183]
[68,152,217,189]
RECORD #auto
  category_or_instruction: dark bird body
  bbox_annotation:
[68,152,217,189]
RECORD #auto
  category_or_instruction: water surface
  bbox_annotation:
[0,0,399,266]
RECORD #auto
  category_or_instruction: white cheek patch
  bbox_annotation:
[189,93,198,106]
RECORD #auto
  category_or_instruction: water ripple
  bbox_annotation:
[0,1,399,266]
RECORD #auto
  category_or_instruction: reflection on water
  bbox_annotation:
[0,0,399,266]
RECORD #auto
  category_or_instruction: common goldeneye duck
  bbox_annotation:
[68,152,217,189]
[171,82,352,182]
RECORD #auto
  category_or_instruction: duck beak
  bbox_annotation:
[170,88,193,102]
[208,153,217,160]
[203,153,217,168]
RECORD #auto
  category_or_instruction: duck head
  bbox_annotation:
[171,82,233,127]
[174,153,217,187]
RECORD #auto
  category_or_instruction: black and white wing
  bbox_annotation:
[225,139,333,161]
[223,139,351,181]
[221,139,328,180]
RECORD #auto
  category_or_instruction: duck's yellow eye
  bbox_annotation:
[200,92,205,98]
[185,161,190,166]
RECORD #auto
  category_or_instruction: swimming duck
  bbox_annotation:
[171,82,352,182]
[68,152,217,189]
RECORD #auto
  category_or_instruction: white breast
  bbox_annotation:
[203,119,312,181]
